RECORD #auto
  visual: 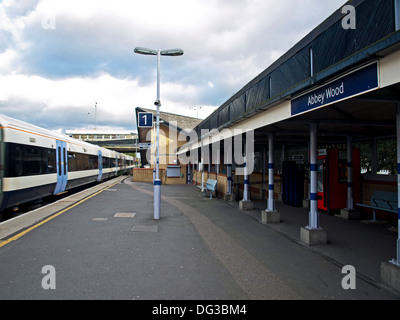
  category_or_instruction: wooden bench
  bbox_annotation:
[356,190,398,222]
[204,179,218,199]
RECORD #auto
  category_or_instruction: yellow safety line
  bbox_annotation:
[0,178,124,249]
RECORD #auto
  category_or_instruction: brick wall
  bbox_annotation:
[133,168,166,184]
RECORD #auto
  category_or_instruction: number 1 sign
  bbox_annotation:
[138,112,154,128]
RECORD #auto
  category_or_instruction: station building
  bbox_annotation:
[66,129,137,142]
[134,107,202,184]
[177,0,400,291]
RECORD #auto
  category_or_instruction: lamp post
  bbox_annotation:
[134,47,184,220]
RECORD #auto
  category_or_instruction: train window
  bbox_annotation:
[5,143,57,177]
[105,157,112,168]
[23,146,41,176]
[46,149,56,174]
[67,152,83,172]
[67,152,77,172]
[5,144,23,177]
[67,151,98,171]
[103,156,110,168]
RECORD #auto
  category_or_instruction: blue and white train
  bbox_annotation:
[0,114,134,211]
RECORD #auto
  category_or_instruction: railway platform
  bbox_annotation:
[0,176,399,300]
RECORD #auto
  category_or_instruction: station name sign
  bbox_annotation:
[291,62,379,116]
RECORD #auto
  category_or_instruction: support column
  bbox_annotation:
[261,147,266,200]
[239,139,253,210]
[279,144,285,201]
[381,104,400,292]
[192,161,195,185]
[261,133,280,223]
[341,136,360,219]
[347,135,354,210]
[227,164,232,194]
[268,134,275,211]
[224,164,235,202]
[300,123,327,245]
[243,163,249,202]
[224,142,235,202]
[200,139,205,192]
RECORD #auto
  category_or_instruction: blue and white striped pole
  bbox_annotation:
[394,106,400,265]
[267,133,275,212]
[187,163,191,184]
[308,123,319,229]
[153,51,161,220]
[227,164,232,194]
[347,136,354,210]
[243,162,249,202]
[134,47,183,221]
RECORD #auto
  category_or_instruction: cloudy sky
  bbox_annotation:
[0,0,347,133]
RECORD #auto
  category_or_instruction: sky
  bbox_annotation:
[0,0,348,133]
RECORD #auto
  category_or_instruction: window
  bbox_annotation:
[5,143,57,177]
[67,152,98,172]
[377,138,397,175]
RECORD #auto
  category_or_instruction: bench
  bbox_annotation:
[204,179,218,199]
[356,190,398,222]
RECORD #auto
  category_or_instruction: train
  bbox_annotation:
[0,114,134,211]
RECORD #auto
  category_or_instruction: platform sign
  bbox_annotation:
[139,143,152,150]
[138,112,153,128]
[291,62,379,116]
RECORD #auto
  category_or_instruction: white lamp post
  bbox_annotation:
[134,47,184,220]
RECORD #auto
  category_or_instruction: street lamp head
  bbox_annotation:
[160,49,184,56]
[135,47,184,57]
[134,47,158,56]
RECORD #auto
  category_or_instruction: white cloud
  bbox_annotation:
[0,0,348,131]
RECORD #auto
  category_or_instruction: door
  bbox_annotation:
[54,140,68,195]
[97,150,103,181]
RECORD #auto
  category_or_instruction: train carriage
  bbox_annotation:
[0,114,134,211]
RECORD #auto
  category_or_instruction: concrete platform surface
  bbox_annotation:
[0,177,399,300]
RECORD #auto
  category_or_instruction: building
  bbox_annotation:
[66,129,137,142]
[134,107,202,184]
[176,0,400,291]
[66,129,139,158]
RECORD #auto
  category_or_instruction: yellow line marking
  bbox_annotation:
[0,178,124,249]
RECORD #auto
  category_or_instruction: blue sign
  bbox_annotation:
[291,62,379,116]
[138,112,153,128]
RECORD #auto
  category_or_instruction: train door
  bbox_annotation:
[54,140,68,195]
[97,150,103,181]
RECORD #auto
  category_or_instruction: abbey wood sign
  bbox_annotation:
[291,62,379,116]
